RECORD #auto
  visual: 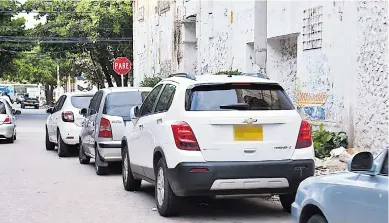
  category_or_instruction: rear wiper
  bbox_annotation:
[220,103,250,110]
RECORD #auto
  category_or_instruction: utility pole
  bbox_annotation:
[56,63,60,100]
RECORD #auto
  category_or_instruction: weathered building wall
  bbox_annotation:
[267,0,388,152]
[133,0,175,86]
[133,0,257,83]
[354,0,388,153]
[133,0,388,152]
[196,1,256,74]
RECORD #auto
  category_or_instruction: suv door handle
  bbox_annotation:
[139,124,143,130]
[156,118,162,124]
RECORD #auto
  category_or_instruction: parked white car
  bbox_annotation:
[78,87,151,175]
[0,98,21,143]
[121,73,315,216]
[45,92,95,157]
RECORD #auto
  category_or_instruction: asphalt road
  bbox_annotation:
[0,104,292,223]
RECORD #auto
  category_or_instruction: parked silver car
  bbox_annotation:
[292,149,388,223]
[0,98,21,143]
[78,87,151,175]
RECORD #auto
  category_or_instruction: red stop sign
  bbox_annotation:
[113,57,132,75]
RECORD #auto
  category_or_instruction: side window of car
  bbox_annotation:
[52,97,61,112]
[154,84,176,113]
[94,92,103,113]
[54,96,65,113]
[58,95,66,111]
[139,84,163,117]
[89,92,103,115]
[381,155,388,176]
[88,94,97,115]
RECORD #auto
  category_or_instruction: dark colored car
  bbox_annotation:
[21,94,39,109]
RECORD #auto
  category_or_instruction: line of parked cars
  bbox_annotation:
[44,73,388,222]
[0,98,21,143]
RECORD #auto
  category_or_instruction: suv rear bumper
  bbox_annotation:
[97,140,122,162]
[166,159,314,197]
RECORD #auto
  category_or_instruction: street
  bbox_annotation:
[0,105,292,223]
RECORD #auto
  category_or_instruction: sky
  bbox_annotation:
[15,0,46,29]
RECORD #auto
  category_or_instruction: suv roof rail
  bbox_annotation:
[241,73,270,80]
[168,73,196,80]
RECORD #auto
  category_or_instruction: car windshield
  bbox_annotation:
[103,91,149,121]
[71,96,93,109]
[186,83,294,111]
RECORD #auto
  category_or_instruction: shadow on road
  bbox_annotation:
[136,185,290,220]
[0,139,10,144]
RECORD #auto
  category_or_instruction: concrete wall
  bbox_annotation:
[133,0,388,153]
[267,0,388,153]
[133,0,257,85]
[354,0,388,153]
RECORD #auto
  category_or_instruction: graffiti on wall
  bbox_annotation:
[296,91,328,120]
[296,92,328,106]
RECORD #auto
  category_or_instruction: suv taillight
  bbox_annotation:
[99,118,112,138]
[295,120,312,149]
[3,116,11,124]
[62,111,74,122]
[171,121,200,151]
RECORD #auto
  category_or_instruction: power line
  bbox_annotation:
[0,36,132,43]
[0,27,133,31]
[0,10,95,14]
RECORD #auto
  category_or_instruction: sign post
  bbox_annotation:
[113,57,132,87]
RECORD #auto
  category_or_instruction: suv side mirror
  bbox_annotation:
[348,151,376,174]
[46,107,53,114]
[130,106,139,120]
[80,108,88,116]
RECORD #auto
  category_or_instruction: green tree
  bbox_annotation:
[4,48,57,104]
[0,0,28,78]
[24,0,133,87]
[140,76,162,88]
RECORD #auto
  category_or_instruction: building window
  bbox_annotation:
[158,0,170,15]
[303,6,323,50]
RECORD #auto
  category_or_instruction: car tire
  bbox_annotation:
[95,148,107,175]
[57,131,69,157]
[6,135,14,143]
[308,214,328,223]
[45,127,55,151]
[122,145,141,191]
[78,143,90,164]
[280,193,295,213]
[155,157,181,217]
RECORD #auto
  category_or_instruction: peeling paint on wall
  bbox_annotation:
[267,36,297,105]
[354,0,388,152]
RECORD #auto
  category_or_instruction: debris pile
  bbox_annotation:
[315,147,360,175]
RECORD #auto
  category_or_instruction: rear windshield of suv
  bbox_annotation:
[185,83,294,111]
[103,91,149,120]
[71,96,93,109]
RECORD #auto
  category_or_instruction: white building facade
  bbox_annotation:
[133,0,388,153]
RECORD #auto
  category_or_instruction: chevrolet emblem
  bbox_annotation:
[242,118,257,124]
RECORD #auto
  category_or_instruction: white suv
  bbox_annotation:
[46,92,94,157]
[121,73,315,216]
